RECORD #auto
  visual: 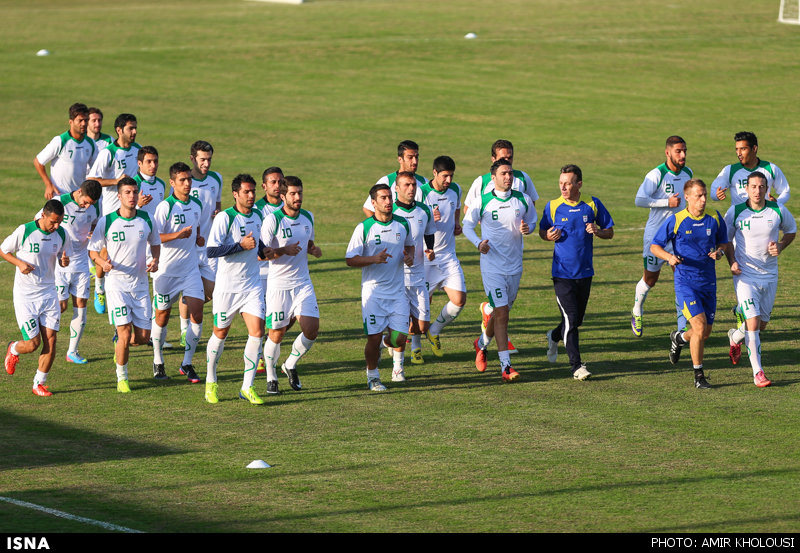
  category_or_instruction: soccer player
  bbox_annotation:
[631,136,693,337]
[390,171,435,379]
[2,200,71,397]
[178,140,222,346]
[539,165,614,381]
[463,159,536,381]
[361,140,427,217]
[133,146,169,222]
[88,178,161,393]
[650,179,728,389]
[419,156,466,361]
[464,139,538,353]
[711,131,790,206]
[88,113,140,314]
[150,162,207,383]
[260,176,322,394]
[204,174,267,405]
[34,103,98,199]
[86,107,114,150]
[346,183,415,392]
[88,113,141,216]
[724,172,795,387]
[42,180,102,364]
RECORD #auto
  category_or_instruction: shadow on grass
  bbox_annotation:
[0,410,187,471]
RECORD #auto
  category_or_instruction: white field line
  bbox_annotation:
[0,496,144,533]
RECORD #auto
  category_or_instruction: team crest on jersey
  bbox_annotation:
[515,209,520,218]
[706,228,711,236]
[139,230,145,238]
[396,233,401,241]
[768,220,774,228]
[583,215,588,223]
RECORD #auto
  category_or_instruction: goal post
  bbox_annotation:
[779,0,800,24]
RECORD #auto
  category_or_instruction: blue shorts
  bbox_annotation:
[675,281,716,326]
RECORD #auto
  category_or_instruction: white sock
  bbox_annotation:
[478,332,493,350]
[180,316,189,335]
[10,342,19,356]
[205,334,225,384]
[632,279,651,317]
[745,330,762,376]
[95,276,105,295]
[430,301,464,335]
[242,335,263,390]
[410,334,422,350]
[367,368,380,380]
[34,370,47,386]
[263,338,280,382]
[151,322,166,364]
[730,323,746,345]
[392,349,404,370]
[116,364,128,381]
[284,333,315,370]
[68,307,86,353]
[498,350,511,369]
[182,322,202,366]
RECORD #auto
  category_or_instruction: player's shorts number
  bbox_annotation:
[113,306,128,318]
[740,298,755,314]
[367,314,377,325]
[22,318,37,333]
[494,288,503,299]
[271,311,285,322]
[155,293,170,305]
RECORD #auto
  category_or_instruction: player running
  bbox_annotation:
[2,200,71,396]
[631,136,693,337]
[346,183,415,392]
[419,156,466,361]
[650,179,729,389]
[260,176,322,394]
[88,178,161,393]
[150,162,207,383]
[724,172,796,387]
[361,140,427,217]
[463,159,536,381]
[204,174,268,405]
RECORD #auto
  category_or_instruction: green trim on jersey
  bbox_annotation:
[255,197,282,211]
[728,159,775,185]
[478,190,527,217]
[360,215,410,241]
[656,162,692,185]
[58,130,96,159]
[480,171,528,195]
[104,209,152,237]
[734,199,782,224]
[134,173,167,196]
[222,206,262,235]
[420,181,461,201]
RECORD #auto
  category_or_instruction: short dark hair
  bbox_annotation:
[560,164,582,182]
[747,172,767,186]
[397,140,419,157]
[232,173,256,193]
[114,113,137,132]
[69,103,89,120]
[191,140,214,157]
[370,183,391,200]
[80,179,102,201]
[490,158,512,175]
[87,107,103,119]
[433,155,456,173]
[137,145,158,162]
[42,199,65,217]
[396,171,416,183]
[491,139,514,157]
[170,162,192,180]
[666,135,686,147]
[684,178,706,193]
[735,131,758,148]
[262,166,284,182]
[280,176,303,196]
[117,176,138,193]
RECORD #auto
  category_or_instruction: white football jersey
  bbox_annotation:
[346,215,414,299]
[362,172,426,212]
[419,181,462,265]
[712,160,790,206]
[392,202,435,287]
[261,208,315,290]
[465,169,538,212]
[207,207,263,294]
[88,142,141,215]
[1,221,70,299]
[635,163,692,245]
[37,193,100,273]
[36,132,98,195]
[134,173,169,220]
[153,195,204,277]
[462,190,537,275]
[725,200,796,281]
[88,210,160,293]
[255,196,283,279]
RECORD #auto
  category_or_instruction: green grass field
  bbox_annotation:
[1,0,799,533]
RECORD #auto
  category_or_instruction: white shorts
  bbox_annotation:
[212,289,265,329]
[643,240,674,272]
[55,270,91,301]
[152,272,205,311]
[734,276,777,323]
[266,282,319,330]
[107,289,152,329]
[362,293,409,336]
[482,271,521,309]
[425,258,466,294]
[199,250,217,282]
[15,293,60,339]
[405,284,430,322]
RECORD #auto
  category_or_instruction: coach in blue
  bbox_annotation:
[539,164,614,381]
[650,178,729,390]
